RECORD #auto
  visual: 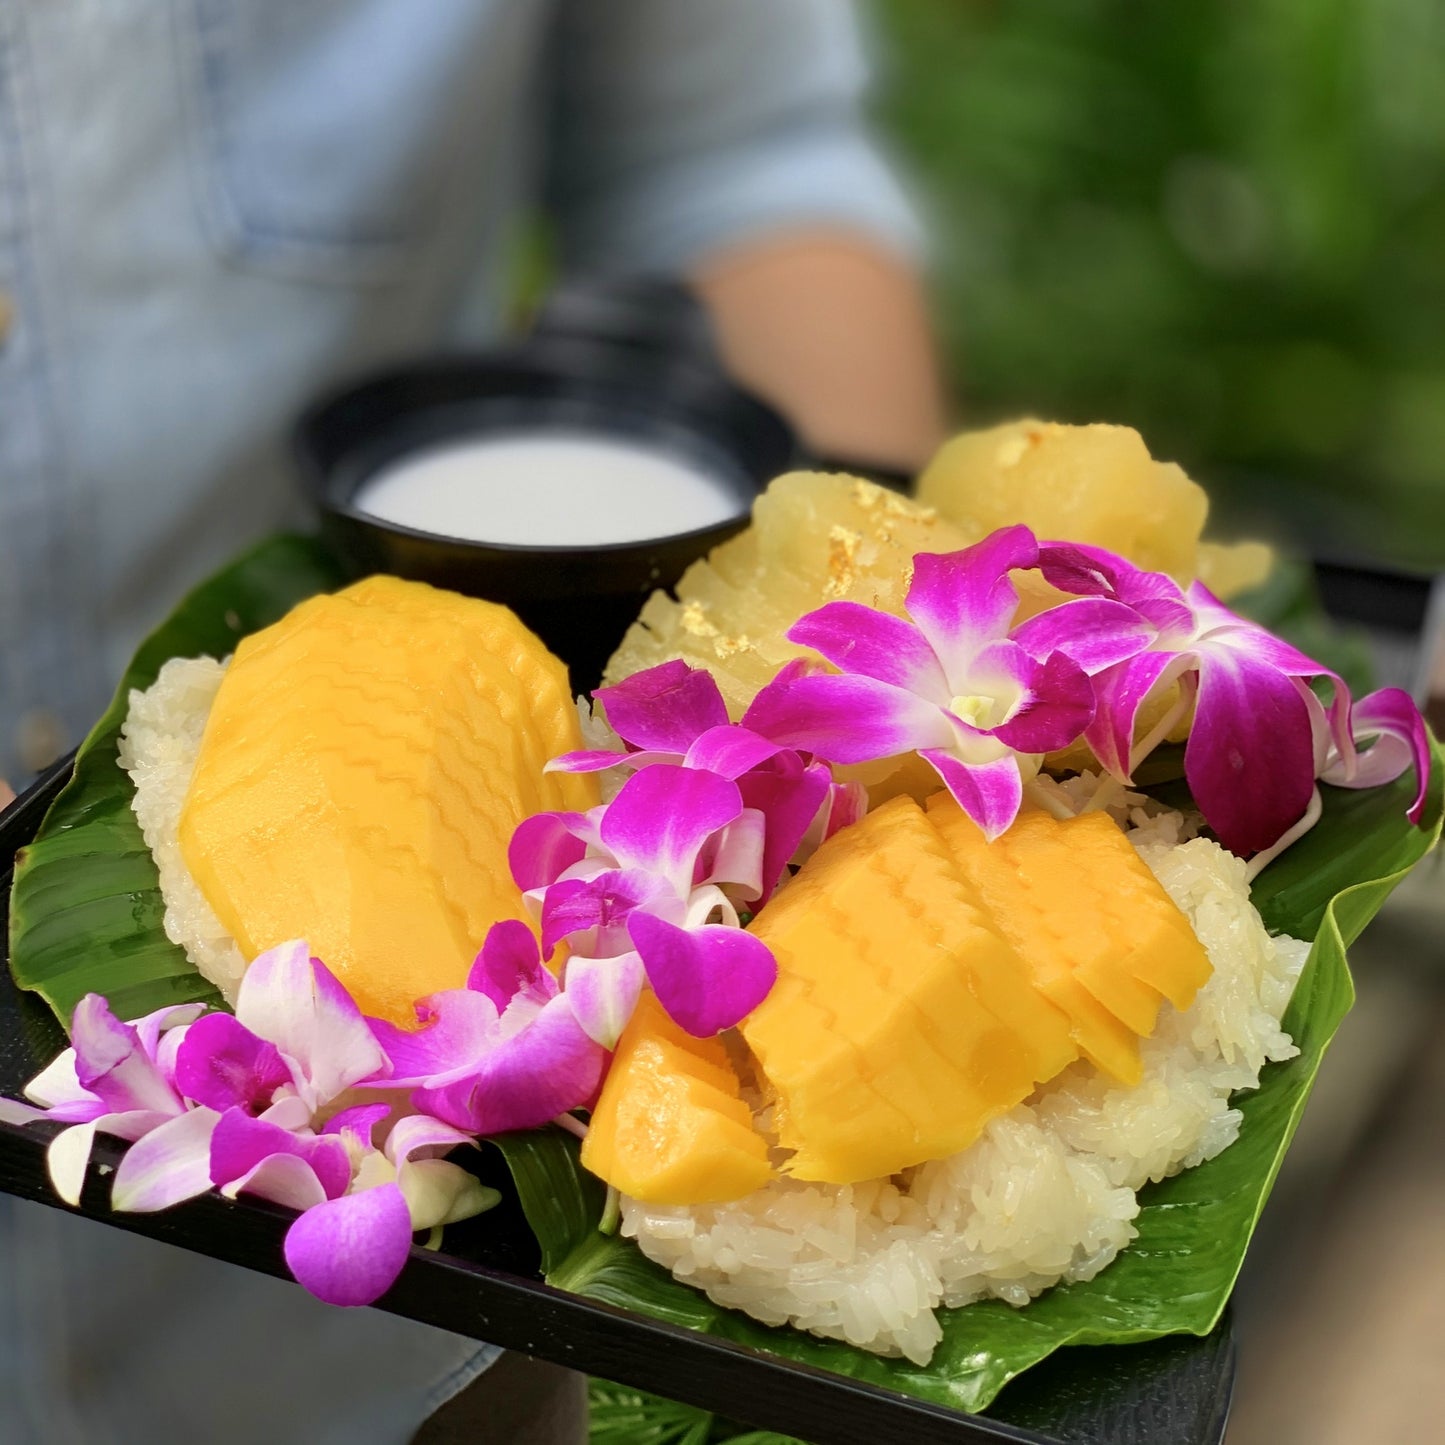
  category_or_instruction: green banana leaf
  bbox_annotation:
[6,530,1441,1417]
[7,534,348,1025]
[494,729,1442,1416]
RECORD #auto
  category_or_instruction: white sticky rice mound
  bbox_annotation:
[622,779,1311,1367]
[117,655,247,1000]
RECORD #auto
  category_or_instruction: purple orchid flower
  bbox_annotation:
[1305,683,1432,823]
[510,763,778,1045]
[1030,541,1359,856]
[549,659,861,900]
[742,527,1146,840]
[366,919,609,1135]
[0,995,208,1208]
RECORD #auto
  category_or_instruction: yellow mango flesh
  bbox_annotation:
[179,575,598,1025]
[742,797,1077,1183]
[581,992,772,1205]
[927,798,1212,1084]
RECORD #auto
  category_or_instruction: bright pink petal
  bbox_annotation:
[507,811,593,891]
[209,1107,352,1199]
[71,995,182,1116]
[467,920,556,1011]
[600,765,742,893]
[1324,686,1432,823]
[1010,597,1157,676]
[787,601,950,701]
[1038,542,1182,608]
[237,942,389,1103]
[1187,649,1319,855]
[110,1106,221,1212]
[563,951,648,1050]
[369,990,502,1089]
[1082,652,1189,780]
[683,725,785,780]
[743,671,953,764]
[736,756,833,898]
[414,995,607,1134]
[905,528,1038,682]
[919,749,1024,842]
[322,1102,392,1148]
[283,1182,414,1307]
[172,1012,291,1114]
[594,660,730,752]
[628,912,777,1038]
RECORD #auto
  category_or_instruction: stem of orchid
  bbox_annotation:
[1245,787,1324,882]
[552,1111,589,1141]
[1128,673,1199,777]
[599,1185,620,1236]
[1023,781,1078,821]
[422,1226,445,1252]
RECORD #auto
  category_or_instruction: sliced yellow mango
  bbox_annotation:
[581,992,772,1205]
[742,796,1076,1184]
[927,798,1212,1083]
[179,575,597,1025]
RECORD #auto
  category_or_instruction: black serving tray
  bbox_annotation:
[0,757,1232,1445]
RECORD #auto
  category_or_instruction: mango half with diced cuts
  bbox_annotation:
[739,794,1212,1185]
[582,991,772,1205]
[178,575,598,1026]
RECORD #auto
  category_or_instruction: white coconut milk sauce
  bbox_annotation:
[353,431,744,546]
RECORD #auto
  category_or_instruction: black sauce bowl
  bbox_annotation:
[295,282,799,690]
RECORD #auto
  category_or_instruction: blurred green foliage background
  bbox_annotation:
[872,0,1445,569]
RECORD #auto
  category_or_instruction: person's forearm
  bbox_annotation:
[691,229,948,475]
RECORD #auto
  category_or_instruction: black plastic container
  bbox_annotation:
[295,280,799,689]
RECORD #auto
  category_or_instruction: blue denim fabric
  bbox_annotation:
[0,3,916,1438]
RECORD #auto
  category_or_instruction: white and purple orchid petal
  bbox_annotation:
[0,1096,50,1127]
[988,648,1096,754]
[384,1112,478,1167]
[823,777,868,839]
[906,529,1040,684]
[743,670,954,764]
[414,995,608,1135]
[1190,589,1331,679]
[466,920,556,1012]
[70,994,183,1117]
[594,660,730,753]
[44,1110,170,1206]
[693,809,767,899]
[322,1102,392,1150]
[259,1093,313,1132]
[283,1181,414,1308]
[507,811,593,892]
[1038,542,1184,608]
[237,942,389,1103]
[22,1046,103,1117]
[131,1002,208,1064]
[787,602,950,701]
[684,725,784,780]
[737,757,835,896]
[1187,648,1319,856]
[562,951,647,1050]
[680,883,740,931]
[540,868,666,957]
[221,1152,332,1212]
[919,749,1025,842]
[629,912,777,1038]
[109,1105,221,1212]
[210,1107,353,1200]
[1324,687,1432,822]
[600,765,743,893]
[172,1012,291,1115]
[398,1158,495,1231]
[1082,652,1191,780]
[369,990,502,1090]
[1010,597,1157,676]
[545,748,636,774]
